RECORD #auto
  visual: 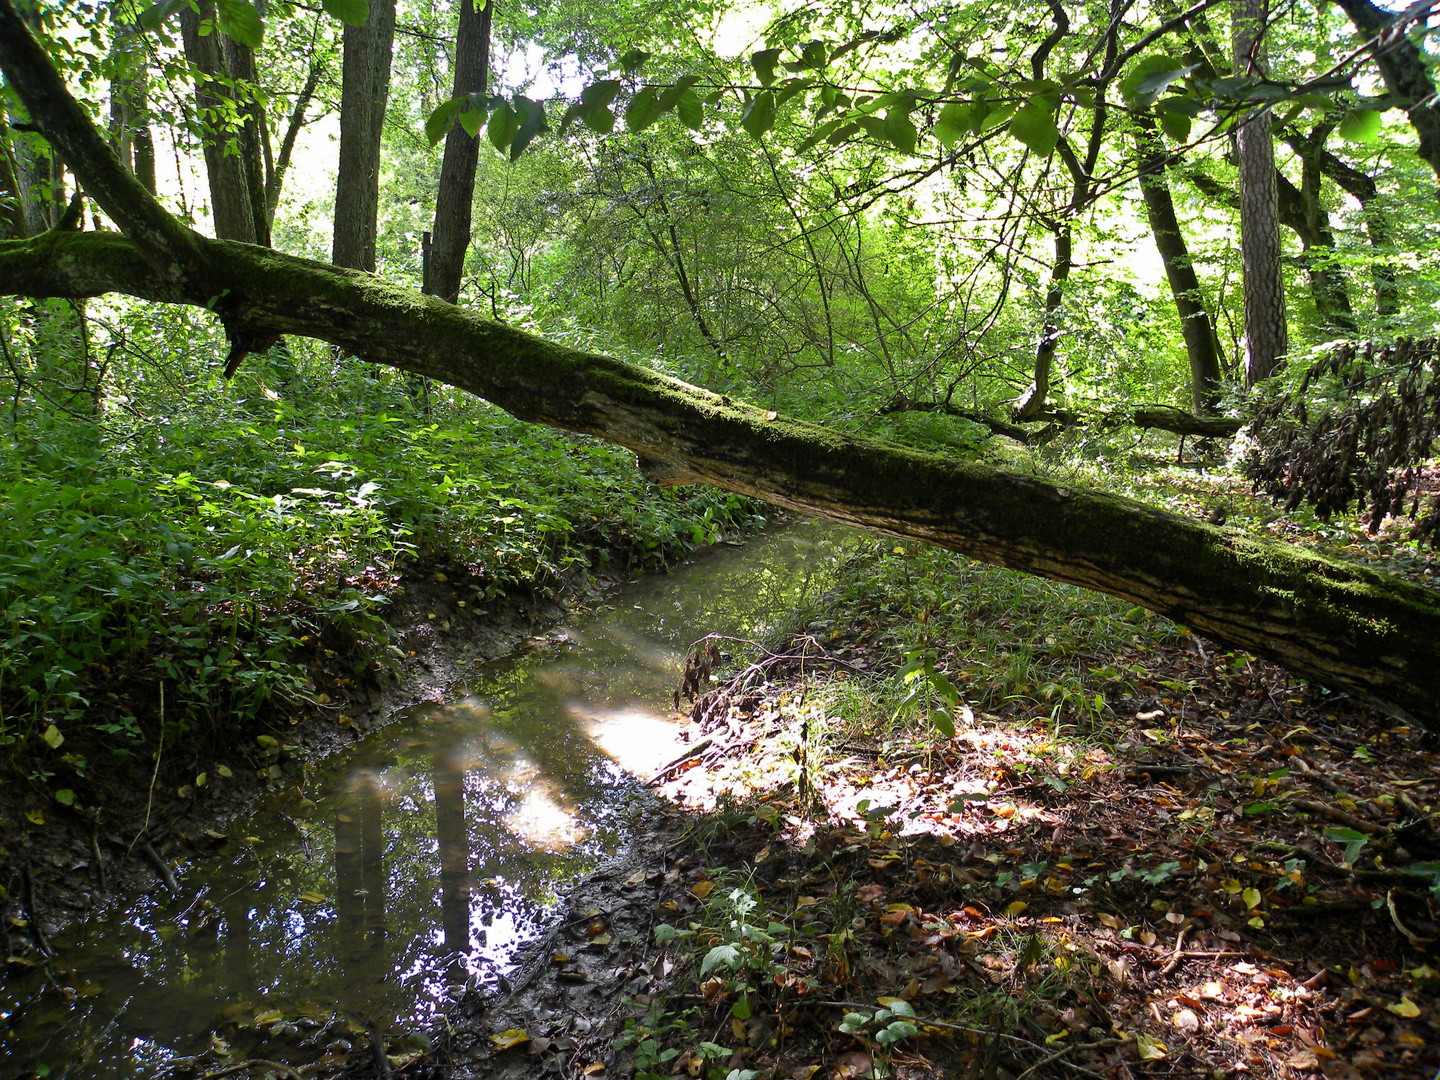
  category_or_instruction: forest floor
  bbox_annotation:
[427,466,1440,1080]
[434,620,1440,1080]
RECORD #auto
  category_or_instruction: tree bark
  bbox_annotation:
[332,0,396,272]
[427,0,492,304]
[1132,117,1225,413]
[1232,0,1287,388]
[219,34,271,247]
[3,0,1440,730]
[179,0,257,244]
[107,12,155,196]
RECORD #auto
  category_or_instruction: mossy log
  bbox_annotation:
[2,0,1439,730]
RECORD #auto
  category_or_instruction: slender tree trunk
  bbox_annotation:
[1132,117,1224,414]
[333,0,396,271]
[428,0,492,304]
[0,115,27,239]
[107,12,155,195]
[1295,139,1398,319]
[219,35,271,247]
[179,0,257,244]
[1233,0,1287,387]
[1276,132,1354,332]
[268,61,322,226]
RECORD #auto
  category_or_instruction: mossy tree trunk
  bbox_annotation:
[3,0,1440,730]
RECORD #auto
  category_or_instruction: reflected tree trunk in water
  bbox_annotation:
[333,770,390,1016]
[433,751,471,956]
[221,889,252,996]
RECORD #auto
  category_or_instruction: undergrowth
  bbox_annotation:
[0,304,761,795]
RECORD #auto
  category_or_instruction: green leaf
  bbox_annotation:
[41,724,64,749]
[509,96,548,160]
[137,0,187,32]
[619,48,650,76]
[731,994,752,1020]
[487,101,518,155]
[1338,108,1383,143]
[933,101,969,147]
[1158,107,1191,142]
[700,943,741,976]
[215,0,263,48]
[931,705,956,739]
[799,40,827,71]
[751,47,783,88]
[582,80,623,109]
[657,75,702,113]
[321,0,369,24]
[54,789,76,806]
[1009,101,1059,156]
[425,98,463,145]
[884,108,918,154]
[459,102,486,138]
[582,104,616,135]
[1121,55,1195,108]
[741,90,777,139]
[626,86,664,132]
[674,88,705,130]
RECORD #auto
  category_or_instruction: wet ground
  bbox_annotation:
[1,519,857,1080]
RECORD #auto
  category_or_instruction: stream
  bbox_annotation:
[1,518,858,1079]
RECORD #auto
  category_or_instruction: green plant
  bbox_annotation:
[837,999,921,1077]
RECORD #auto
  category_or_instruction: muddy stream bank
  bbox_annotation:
[2,518,857,1079]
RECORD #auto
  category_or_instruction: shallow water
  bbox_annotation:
[1,518,858,1078]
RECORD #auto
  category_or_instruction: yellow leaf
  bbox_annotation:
[1241,887,1262,910]
[196,772,208,787]
[216,764,233,778]
[315,693,330,704]
[491,1029,531,1050]
[41,725,64,749]
[299,891,326,904]
[253,1009,285,1026]
[1136,1033,1168,1060]
[581,1064,605,1076]
[625,870,646,886]
[25,808,44,825]
[796,895,819,908]
[1004,901,1028,918]
[589,933,612,946]
[1386,996,1421,1018]
[1408,964,1439,981]
[1098,913,1120,929]
[691,880,716,899]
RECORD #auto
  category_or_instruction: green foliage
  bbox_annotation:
[0,305,759,770]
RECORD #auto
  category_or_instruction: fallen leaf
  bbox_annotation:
[1385,996,1421,1018]
[691,880,715,899]
[1136,1033,1168,1060]
[491,1029,531,1050]
[24,809,44,826]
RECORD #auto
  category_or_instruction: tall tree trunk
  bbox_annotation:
[107,11,155,196]
[0,115,28,239]
[219,35,271,247]
[1233,0,1287,387]
[1132,117,1224,414]
[332,0,396,271]
[427,0,491,304]
[1292,138,1398,319]
[1274,132,1355,332]
[179,0,257,244]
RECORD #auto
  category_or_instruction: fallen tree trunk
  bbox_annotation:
[2,3,1439,730]
[6,227,1440,728]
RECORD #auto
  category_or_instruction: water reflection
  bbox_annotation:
[0,518,858,1078]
